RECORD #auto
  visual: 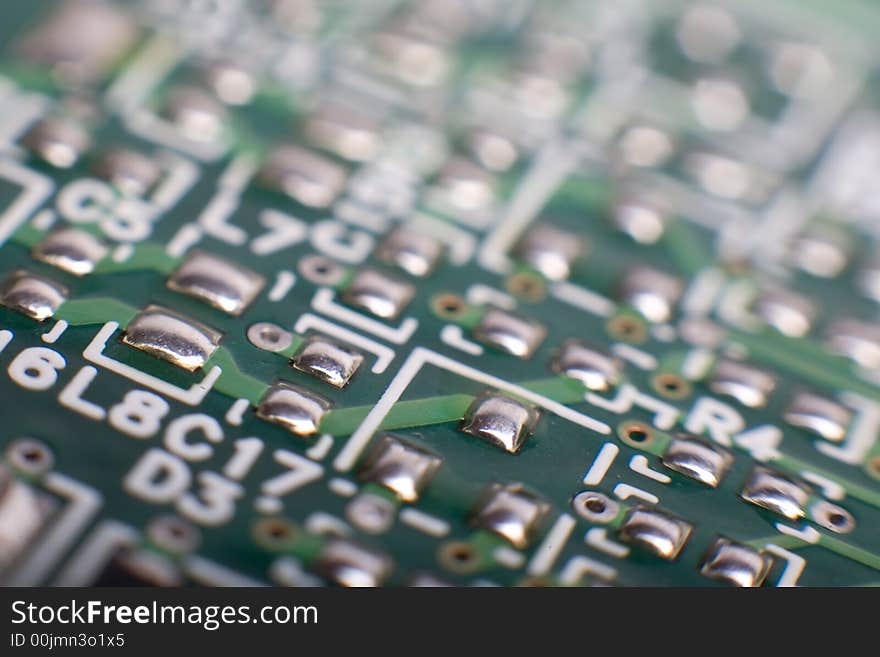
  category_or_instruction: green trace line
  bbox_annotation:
[746,533,805,551]
[277,336,307,360]
[820,535,880,572]
[730,328,880,403]
[94,242,179,275]
[0,64,57,93]
[749,532,880,574]
[57,299,138,327]
[773,455,880,508]
[660,220,714,277]
[320,394,473,435]
[203,349,268,404]
[11,222,48,248]
[56,298,268,405]
[318,376,588,436]
[521,376,591,403]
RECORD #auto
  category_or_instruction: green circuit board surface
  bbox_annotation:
[1,0,880,587]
